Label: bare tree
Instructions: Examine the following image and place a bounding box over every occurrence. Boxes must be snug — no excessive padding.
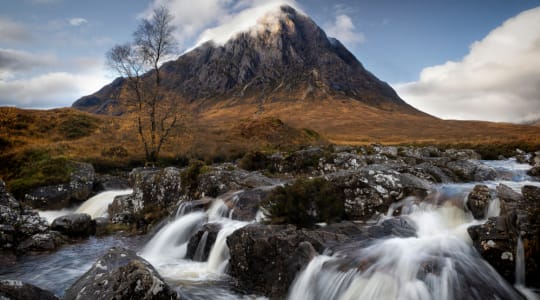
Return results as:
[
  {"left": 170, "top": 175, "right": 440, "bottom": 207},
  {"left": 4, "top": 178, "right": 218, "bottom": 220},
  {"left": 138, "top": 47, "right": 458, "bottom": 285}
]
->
[{"left": 107, "top": 6, "right": 178, "bottom": 164}]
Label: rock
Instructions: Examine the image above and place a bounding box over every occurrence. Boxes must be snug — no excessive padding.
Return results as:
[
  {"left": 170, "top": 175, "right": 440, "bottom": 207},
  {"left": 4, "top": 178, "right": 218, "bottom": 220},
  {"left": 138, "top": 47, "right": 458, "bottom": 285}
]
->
[
  {"left": 446, "top": 160, "right": 496, "bottom": 182},
  {"left": 64, "top": 247, "right": 179, "bottom": 300},
  {"left": 94, "top": 174, "right": 131, "bottom": 192},
  {"left": 325, "top": 167, "right": 431, "bottom": 220},
  {"left": 16, "top": 231, "right": 68, "bottom": 253},
  {"left": 186, "top": 223, "right": 222, "bottom": 261},
  {"left": 51, "top": 213, "right": 96, "bottom": 237},
  {"left": 496, "top": 184, "right": 522, "bottom": 203},
  {"left": 0, "top": 179, "right": 57, "bottom": 252},
  {"left": 527, "top": 166, "right": 540, "bottom": 177},
  {"left": 468, "top": 218, "right": 516, "bottom": 283},
  {"left": 318, "top": 152, "right": 366, "bottom": 174},
  {"left": 368, "top": 217, "right": 417, "bottom": 239},
  {"left": 225, "top": 189, "right": 271, "bottom": 221},
  {"left": 0, "top": 280, "right": 58, "bottom": 300},
  {"left": 227, "top": 224, "right": 347, "bottom": 298},
  {"left": 468, "top": 185, "right": 540, "bottom": 288},
  {"left": 24, "top": 162, "right": 95, "bottom": 210},
  {"left": 466, "top": 185, "right": 491, "bottom": 219},
  {"left": 443, "top": 149, "right": 481, "bottom": 160},
  {"left": 108, "top": 167, "right": 182, "bottom": 226},
  {"left": 196, "top": 168, "right": 276, "bottom": 198}
]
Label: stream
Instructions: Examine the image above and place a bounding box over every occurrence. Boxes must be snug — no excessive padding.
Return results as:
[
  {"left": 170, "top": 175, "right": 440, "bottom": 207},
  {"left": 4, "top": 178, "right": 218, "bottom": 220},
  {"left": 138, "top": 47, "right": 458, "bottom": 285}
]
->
[{"left": 0, "top": 159, "right": 539, "bottom": 299}]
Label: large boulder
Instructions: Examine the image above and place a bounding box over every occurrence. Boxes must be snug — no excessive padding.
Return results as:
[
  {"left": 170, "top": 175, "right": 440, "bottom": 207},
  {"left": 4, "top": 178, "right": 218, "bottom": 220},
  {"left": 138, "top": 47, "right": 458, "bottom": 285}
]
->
[
  {"left": 325, "top": 167, "right": 431, "bottom": 220},
  {"left": 466, "top": 185, "right": 491, "bottom": 219},
  {"left": 224, "top": 188, "right": 272, "bottom": 221},
  {"left": 186, "top": 223, "right": 222, "bottom": 261},
  {"left": 0, "top": 280, "right": 58, "bottom": 300},
  {"left": 64, "top": 247, "right": 179, "bottom": 300},
  {"left": 226, "top": 224, "right": 347, "bottom": 298},
  {"left": 51, "top": 213, "right": 96, "bottom": 237},
  {"left": 24, "top": 162, "right": 95, "bottom": 210},
  {"left": 108, "top": 167, "right": 182, "bottom": 226},
  {"left": 16, "top": 231, "right": 68, "bottom": 253},
  {"left": 527, "top": 165, "right": 540, "bottom": 177}
]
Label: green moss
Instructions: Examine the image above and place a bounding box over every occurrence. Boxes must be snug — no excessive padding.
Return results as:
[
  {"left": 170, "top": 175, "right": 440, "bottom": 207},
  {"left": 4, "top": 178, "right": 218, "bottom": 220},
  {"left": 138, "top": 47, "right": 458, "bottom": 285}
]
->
[
  {"left": 7, "top": 149, "right": 74, "bottom": 198},
  {"left": 261, "top": 178, "right": 345, "bottom": 228}
]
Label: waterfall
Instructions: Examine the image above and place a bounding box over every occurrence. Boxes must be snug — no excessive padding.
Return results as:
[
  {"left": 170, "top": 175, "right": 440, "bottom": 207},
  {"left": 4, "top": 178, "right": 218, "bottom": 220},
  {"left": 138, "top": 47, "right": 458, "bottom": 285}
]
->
[
  {"left": 288, "top": 202, "right": 522, "bottom": 300},
  {"left": 515, "top": 236, "right": 526, "bottom": 286},
  {"left": 193, "top": 231, "right": 209, "bottom": 261},
  {"left": 75, "top": 189, "right": 132, "bottom": 219},
  {"left": 38, "top": 189, "right": 132, "bottom": 223},
  {"left": 206, "top": 220, "right": 248, "bottom": 273},
  {"left": 140, "top": 212, "right": 207, "bottom": 265}
]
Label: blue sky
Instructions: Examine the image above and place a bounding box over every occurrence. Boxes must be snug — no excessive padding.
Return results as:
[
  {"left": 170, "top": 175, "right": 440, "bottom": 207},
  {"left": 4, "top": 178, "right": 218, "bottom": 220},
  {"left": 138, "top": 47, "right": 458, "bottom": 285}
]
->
[{"left": 1, "top": 0, "right": 540, "bottom": 122}]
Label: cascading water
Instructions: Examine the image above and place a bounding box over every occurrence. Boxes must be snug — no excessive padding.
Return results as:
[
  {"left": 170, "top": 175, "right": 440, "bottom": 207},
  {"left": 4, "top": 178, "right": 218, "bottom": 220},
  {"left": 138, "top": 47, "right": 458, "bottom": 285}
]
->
[
  {"left": 288, "top": 202, "right": 522, "bottom": 300},
  {"left": 37, "top": 189, "right": 132, "bottom": 223},
  {"left": 75, "top": 189, "right": 132, "bottom": 218}
]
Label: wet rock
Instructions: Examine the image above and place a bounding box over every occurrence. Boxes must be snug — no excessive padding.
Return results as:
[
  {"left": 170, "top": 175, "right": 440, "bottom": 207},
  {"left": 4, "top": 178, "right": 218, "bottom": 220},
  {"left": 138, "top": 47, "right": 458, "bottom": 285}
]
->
[
  {"left": 443, "top": 149, "right": 481, "bottom": 160},
  {"left": 64, "top": 247, "right": 179, "bottom": 300},
  {"left": 468, "top": 218, "right": 516, "bottom": 283},
  {"left": 225, "top": 189, "right": 272, "bottom": 221},
  {"left": 496, "top": 184, "right": 522, "bottom": 204},
  {"left": 0, "top": 280, "right": 58, "bottom": 300},
  {"left": 94, "top": 174, "right": 131, "bottom": 192},
  {"left": 51, "top": 213, "right": 96, "bottom": 237},
  {"left": 466, "top": 185, "right": 491, "bottom": 219},
  {"left": 227, "top": 224, "right": 348, "bottom": 298},
  {"left": 368, "top": 217, "right": 417, "bottom": 238},
  {"left": 24, "top": 162, "right": 95, "bottom": 210},
  {"left": 468, "top": 185, "right": 540, "bottom": 288},
  {"left": 186, "top": 223, "right": 222, "bottom": 261},
  {"left": 16, "top": 231, "right": 68, "bottom": 253},
  {"left": 527, "top": 165, "right": 540, "bottom": 177}
]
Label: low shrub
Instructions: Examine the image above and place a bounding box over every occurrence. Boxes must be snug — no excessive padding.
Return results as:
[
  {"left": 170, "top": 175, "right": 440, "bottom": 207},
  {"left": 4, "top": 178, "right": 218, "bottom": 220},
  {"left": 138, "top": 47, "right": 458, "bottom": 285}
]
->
[
  {"left": 58, "top": 114, "right": 98, "bottom": 140},
  {"left": 180, "top": 160, "right": 206, "bottom": 197},
  {"left": 238, "top": 151, "right": 269, "bottom": 171},
  {"left": 261, "top": 178, "right": 345, "bottom": 228}
]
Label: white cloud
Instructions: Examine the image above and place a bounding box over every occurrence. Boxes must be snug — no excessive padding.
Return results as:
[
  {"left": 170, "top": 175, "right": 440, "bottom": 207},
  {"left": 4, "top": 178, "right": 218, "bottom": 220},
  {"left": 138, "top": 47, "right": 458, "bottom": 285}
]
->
[
  {"left": 0, "top": 71, "right": 109, "bottom": 109},
  {"left": 0, "top": 17, "right": 33, "bottom": 44},
  {"left": 68, "top": 18, "right": 88, "bottom": 26},
  {"left": 324, "top": 14, "right": 365, "bottom": 45},
  {"left": 395, "top": 7, "right": 540, "bottom": 123},
  {"left": 141, "top": 0, "right": 298, "bottom": 49}
]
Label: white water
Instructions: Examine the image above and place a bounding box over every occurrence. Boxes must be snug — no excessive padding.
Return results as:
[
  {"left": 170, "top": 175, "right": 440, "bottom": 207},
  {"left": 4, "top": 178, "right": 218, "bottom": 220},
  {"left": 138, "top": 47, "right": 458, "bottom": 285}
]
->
[
  {"left": 37, "top": 189, "right": 132, "bottom": 223},
  {"left": 75, "top": 189, "right": 132, "bottom": 219},
  {"left": 139, "top": 195, "right": 251, "bottom": 295},
  {"left": 289, "top": 159, "right": 539, "bottom": 300}
]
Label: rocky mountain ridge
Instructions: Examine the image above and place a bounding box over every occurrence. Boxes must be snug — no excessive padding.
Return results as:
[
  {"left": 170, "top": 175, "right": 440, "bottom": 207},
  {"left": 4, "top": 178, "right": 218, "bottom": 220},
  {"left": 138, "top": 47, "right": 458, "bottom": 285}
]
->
[{"left": 73, "top": 5, "right": 423, "bottom": 116}]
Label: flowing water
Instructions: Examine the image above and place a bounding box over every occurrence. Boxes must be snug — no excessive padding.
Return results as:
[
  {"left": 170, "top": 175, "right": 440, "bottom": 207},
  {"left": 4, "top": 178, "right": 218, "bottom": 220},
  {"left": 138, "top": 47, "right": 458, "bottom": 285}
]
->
[
  {"left": 37, "top": 189, "right": 132, "bottom": 224},
  {"left": 1, "top": 160, "right": 539, "bottom": 299}
]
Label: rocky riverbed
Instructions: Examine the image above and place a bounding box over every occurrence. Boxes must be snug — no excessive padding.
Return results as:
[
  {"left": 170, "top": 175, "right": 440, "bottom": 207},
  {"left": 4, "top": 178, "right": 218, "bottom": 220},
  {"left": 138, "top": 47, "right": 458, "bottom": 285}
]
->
[{"left": 1, "top": 145, "right": 540, "bottom": 299}]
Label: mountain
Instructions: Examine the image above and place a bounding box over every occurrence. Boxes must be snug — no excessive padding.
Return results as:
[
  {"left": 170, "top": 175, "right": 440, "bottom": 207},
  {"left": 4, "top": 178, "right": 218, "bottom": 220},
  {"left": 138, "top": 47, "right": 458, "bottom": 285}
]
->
[{"left": 73, "top": 5, "right": 423, "bottom": 117}]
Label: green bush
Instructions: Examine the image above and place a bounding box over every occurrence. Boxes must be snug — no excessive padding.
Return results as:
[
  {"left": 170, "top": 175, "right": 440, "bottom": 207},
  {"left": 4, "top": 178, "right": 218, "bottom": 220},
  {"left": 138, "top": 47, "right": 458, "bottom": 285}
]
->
[{"left": 261, "top": 178, "right": 345, "bottom": 228}]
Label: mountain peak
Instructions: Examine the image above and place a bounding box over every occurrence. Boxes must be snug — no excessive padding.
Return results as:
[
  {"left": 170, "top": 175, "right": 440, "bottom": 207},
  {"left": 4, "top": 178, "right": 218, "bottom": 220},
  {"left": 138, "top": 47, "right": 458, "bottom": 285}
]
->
[{"left": 74, "top": 5, "right": 422, "bottom": 116}]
